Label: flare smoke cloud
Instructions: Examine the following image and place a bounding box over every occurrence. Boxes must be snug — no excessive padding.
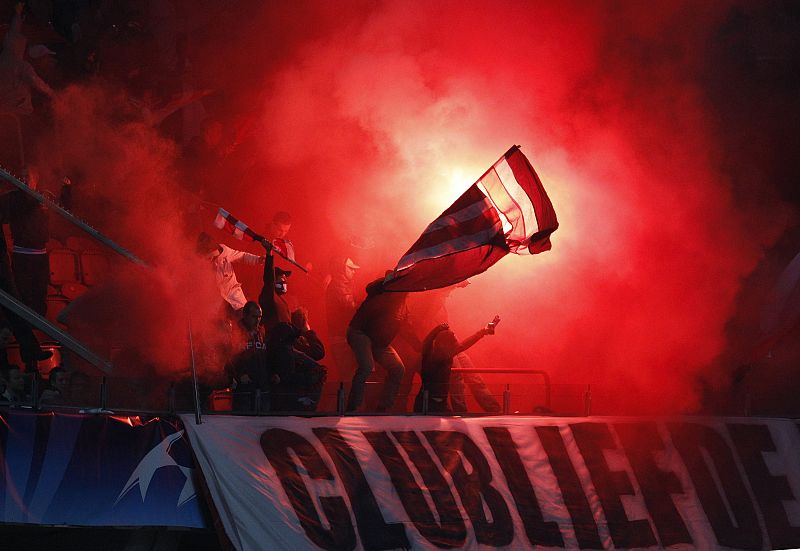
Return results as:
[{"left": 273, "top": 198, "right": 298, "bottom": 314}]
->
[{"left": 31, "top": 0, "right": 797, "bottom": 413}]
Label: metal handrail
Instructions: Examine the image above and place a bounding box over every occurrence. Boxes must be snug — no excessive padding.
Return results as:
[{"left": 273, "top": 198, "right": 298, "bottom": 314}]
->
[
  {"left": 0, "top": 165, "right": 149, "bottom": 267},
  {"left": 450, "top": 367, "right": 551, "bottom": 412},
  {"left": 0, "top": 288, "right": 112, "bottom": 373}
]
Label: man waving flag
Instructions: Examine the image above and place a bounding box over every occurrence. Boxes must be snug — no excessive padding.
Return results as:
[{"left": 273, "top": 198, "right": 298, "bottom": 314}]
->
[{"left": 383, "top": 145, "right": 558, "bottom": 292}]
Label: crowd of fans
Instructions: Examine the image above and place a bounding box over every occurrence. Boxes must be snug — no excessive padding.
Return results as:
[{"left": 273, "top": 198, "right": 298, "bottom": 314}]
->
[
  {"left": 205, "top": 222, "right": 502, "bottom": 414},
  {"left": 0, "top": 1, "right": 504, "bottom": 414}
]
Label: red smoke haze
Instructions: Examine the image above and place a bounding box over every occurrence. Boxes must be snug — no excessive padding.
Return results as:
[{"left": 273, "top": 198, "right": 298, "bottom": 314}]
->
[{"left": 32, "top": 1, "right": 794, "bottom": 413}]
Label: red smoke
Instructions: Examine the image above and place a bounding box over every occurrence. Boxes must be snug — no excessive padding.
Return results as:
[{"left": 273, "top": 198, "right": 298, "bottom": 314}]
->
[
  {"left": 31, "top": 1, "right": 794, "bottom": 413},
  {"left": 241, "top": 1, "right": 790, "bottom": 413}
]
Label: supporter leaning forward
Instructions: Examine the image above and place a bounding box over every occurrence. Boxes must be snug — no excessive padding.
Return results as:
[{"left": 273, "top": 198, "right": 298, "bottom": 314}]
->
[
  {"left": 346, "top": 272, "right": 408, "bottom": 413},
  {"left": 196, "top": 231, "right": 264, "bottom": 317}
]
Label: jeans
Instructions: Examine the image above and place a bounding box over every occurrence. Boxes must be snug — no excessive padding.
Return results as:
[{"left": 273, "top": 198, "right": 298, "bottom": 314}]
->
[
  {"left": 346, "top": 327, "right": 404, "bottom": 412},
  {"left": 449, "top": 352, "right": 501, "bottom": 413}
]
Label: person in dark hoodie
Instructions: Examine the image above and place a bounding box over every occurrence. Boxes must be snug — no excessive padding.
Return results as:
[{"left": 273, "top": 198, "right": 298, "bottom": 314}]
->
[
  {"left": 266, "top": 321, "right": 326, "bottom": 413},
  {"left": 346, "top": 272, "right": 408, "bottom": 412},
  {"left": 258, "top": 238, "right": 292, "bottom": 332},
  {"left": 290, "top": 307, "right": 325, "bottom": 362}
]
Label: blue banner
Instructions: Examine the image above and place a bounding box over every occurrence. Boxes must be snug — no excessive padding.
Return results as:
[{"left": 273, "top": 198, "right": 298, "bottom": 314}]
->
[{"left": 0, "top": 410, "right": 208, "bottom": 528}]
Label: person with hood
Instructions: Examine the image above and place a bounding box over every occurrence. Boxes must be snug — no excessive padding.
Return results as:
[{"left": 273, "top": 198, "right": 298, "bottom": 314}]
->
[
  {"left": 258, "top": 238, "right": 292, "bottom": 331},
  {"left": 228, "top": 300, "right": 274, "bottom": 412},
  {"left": 403, "top": 283, "right": 501, "bottom": 413},
  {"left": 346, "top": 273, "right": 408, "bottom": 412},
  {"left": 414, "top": 316, "right": 500, "bottom": 414},
  {"left": 265, "top": 321, "right": 326, "bottom": 413},
  {"left": 291, "top": 307, "right": 325, "bottom": 362}
]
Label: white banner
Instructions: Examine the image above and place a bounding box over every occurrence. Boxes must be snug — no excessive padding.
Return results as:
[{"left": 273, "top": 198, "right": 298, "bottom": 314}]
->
[{"left": 180, "top": 415, "right": 800, "bottom": 550}]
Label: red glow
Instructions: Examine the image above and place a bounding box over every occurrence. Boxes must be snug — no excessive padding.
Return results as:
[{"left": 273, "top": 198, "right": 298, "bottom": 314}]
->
[{"left": 28, "top": 1, "right": 794, "bottom": 414}]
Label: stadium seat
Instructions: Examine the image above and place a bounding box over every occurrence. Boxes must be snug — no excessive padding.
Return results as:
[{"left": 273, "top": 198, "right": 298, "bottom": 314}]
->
[
  {"left": 65, "top": 235, "right": 100, "bottom": 252},
  {"left": 46, "top": 238, "right": 64, "bottom": 250},
  {"left": 61, "top": 281, "right": 88, "bottom": 300},
  {"left": 49, "top": 248, "right": 79, "bottom": 284},
  {"left": 79, "top": 250, "right": 110, "bottom": 286}
]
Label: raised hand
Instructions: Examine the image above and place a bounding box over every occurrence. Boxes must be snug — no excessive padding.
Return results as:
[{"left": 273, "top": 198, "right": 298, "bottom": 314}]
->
[{"left": 485, "top": 315, "right": 500, "bottom": 335}]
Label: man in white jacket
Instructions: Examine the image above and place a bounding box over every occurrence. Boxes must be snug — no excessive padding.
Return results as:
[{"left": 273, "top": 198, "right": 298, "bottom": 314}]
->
[{"left": 197, "top": 232, "right": 263, "bottom": 313}]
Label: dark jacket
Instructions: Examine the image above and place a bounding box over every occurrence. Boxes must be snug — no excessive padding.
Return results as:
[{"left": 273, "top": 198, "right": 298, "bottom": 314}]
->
[
  {"left": 259, "top": 253, "right": 290, "bottom": 331},
  {"left": 349, "top": 277, "right": 408, "bottom": 347}
]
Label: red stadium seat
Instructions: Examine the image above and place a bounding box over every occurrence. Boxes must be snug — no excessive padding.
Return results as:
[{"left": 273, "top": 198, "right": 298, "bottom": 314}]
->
[
  {"left": 46, "top": 238, "right": 64, "bottom": 250},
  {"left": 65, "top": 235, "right": 99, "bottom": 252},
  {"left": 79, "top": 250, "right": 110, "bottom": 286},
  {"left": 48, "top": 248, "right": 79, "bottom": 284},
  {"left": 60, "top": 281, "right": 88, "bottom": 300}
]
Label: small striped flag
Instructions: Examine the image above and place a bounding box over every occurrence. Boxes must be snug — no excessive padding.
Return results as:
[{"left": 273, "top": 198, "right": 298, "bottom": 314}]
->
[
  {"left": 383, "top": 145, "right": 558, "bottom": 292},
  {"left": 213, "top": 208, "right": 261, "bottom": 241},
  {"left": 213, "top": 208, "right": 296, "bottom": 260}
]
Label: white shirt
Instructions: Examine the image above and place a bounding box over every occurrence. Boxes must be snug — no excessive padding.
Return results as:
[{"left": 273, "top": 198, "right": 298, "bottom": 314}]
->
[{"left": 211, "top": 244, "right": 262, "bottom": 310}]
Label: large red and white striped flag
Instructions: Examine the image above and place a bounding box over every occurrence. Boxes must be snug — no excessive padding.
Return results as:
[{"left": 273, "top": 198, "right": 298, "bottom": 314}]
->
[{"left": 383, "top": 146, "right": 558, "bottom": 292}]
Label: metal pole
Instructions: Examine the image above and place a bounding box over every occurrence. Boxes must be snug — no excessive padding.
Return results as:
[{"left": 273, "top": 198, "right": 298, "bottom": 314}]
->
[
  {"left": 503, "top": 384, "right": 511, "bottom": 415},
  {"left": 217, "top": 210, "right": 308, "bottom": 273},
  {"left": 337, "top": 383, "right": 345, "bottom": 415},
  {"left": 100, "top": 376, "right": 108, "bottom": 411},
  {"left": 187, "top": 315, "right": 202, "bottom": 425}
]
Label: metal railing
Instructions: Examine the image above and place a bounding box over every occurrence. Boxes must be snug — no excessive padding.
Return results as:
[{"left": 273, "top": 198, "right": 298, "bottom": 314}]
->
[
  {"left": 451, "top": 367, "right": 552, "bottom": 413},
  {"left": 2, "top": 374, "right": 597, "bottom": 418}
]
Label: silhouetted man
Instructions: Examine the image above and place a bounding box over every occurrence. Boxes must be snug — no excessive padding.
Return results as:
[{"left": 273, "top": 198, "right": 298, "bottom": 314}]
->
[{"left": 346, "top": 274, "right": 408, "bottom": 412}]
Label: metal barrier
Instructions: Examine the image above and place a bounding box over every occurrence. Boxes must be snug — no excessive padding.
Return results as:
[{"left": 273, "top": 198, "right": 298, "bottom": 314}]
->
[
  {"left": 0, "top": 288, "right": 113, "bottom": 372},
  {"left": 451, "top": 367, "right": 552, "bottom": 413},
  {"left": 1, "top": 351, "right": 597, "bottom": 418}
]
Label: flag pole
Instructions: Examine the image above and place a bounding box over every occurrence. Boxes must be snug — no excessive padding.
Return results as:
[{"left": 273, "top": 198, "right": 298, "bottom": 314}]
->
[
  {"left": 215, "top": 207, "right": 309, "bottom": 273},
  {"left": 263, "top": 240, "right": 309, "bottom": 274}
]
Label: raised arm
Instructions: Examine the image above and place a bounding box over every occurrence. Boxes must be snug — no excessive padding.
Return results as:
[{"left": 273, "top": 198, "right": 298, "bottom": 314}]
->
[
  {"left": 456, "top": 315, "right": 500, "bottom": 354},
  {"left": 258, "top": 241, "right": 276, "bottom": 320},
  {"left": 228, "top": 247, "right": 264, "bottom": 265}
]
